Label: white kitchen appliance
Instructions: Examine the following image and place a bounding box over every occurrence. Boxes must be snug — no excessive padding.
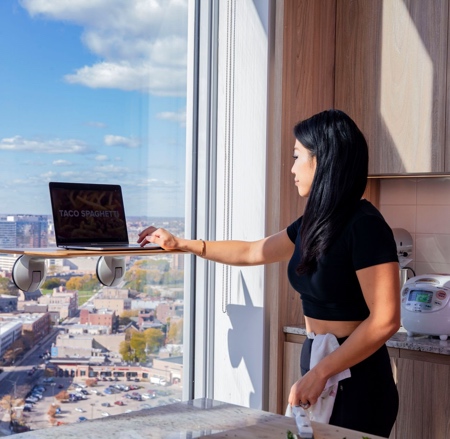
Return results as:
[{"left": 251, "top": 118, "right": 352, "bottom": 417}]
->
[{"left": 401, "top": 274, "right": 450, "bottom": 340}]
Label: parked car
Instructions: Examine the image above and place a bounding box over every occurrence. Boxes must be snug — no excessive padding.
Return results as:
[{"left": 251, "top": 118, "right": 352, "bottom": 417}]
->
[
  {"left": 101, "top": 402, "right": 110, "bottom": 407},
  {"left": 75, "top": 407, "right": 85, "bottom": 413},
  {"left": 101, "top": 412, "right": 110, "bottom": 417},
  {"left": 114, "top": 400, "right": 125, "bottom": 406},
  {"left": 78, "top": 416, "right": 88, "bottom": 422}
]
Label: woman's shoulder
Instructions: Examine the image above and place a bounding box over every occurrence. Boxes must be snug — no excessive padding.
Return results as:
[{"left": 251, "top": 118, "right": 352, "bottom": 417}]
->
[
  {"left": 350, "top": 199, "right": 385, "bottom": 223},
  {"left": 347, "top": 199, "right": 393, "bottom": 238}
]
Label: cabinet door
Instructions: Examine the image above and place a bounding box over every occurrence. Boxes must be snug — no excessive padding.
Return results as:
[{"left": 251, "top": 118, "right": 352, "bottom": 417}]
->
[
  {"left": 396, "top": 356, "right": 450, "bottom": 439},
  {"left": 283, "top": 341, "right": 303, "bottom": 407},
  {"left": 335, "top": 0, "right": 448, "bottom": 175}
]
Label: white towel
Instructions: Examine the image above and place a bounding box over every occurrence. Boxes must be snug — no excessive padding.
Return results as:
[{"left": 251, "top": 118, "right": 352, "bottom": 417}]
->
[
  {"left": 307, "top": 333, "right": 351, "bottom": 423},
  {"left": 285, "top": 333, "right": 351, "bottom": 425}
]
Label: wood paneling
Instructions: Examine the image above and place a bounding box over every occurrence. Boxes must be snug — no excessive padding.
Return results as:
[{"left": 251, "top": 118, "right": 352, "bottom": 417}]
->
[
  {"left": 396, "top": 356, "right": 450, "bottom": 439},
  {"left": 283, "top": 341, "right": 303, "bottom": 408},
  {"left": 266, "top": 0, "right": 336, "bottom": 413},
  {"left": 335, "top": 0, "right": 448, "bottom": 174}
]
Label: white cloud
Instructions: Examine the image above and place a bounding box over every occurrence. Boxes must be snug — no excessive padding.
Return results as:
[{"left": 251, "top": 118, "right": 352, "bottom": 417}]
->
[
  {"left": 104, "top": 135, "right": 141, "bottom": 148},
  {"left": 52, "top": 159, "right": 72, "bottom": 166},
  {"left": 86, "top": 121, "right": 107, "bottom": 129},
  {"left": 0, "top": 136, "right": 90, "bottom": 154},
  {"left": 95, "top": 155, "right": 109, "bottom": 161},
  {"left": 157, "top": 109, "right": 186, "bottom": 126},
  {"left": 20, "top": 0, "right": 188, "bottom": 96}
]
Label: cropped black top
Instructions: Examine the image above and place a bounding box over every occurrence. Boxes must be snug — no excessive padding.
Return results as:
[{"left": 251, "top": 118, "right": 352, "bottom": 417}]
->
[{"left": 286, "top": 200, "right": 398, "bottom": 321}]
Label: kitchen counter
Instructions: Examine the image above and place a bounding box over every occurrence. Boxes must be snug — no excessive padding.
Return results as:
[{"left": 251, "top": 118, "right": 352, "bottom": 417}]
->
[
  {"left": 14, "top": 398, "right": 385, "bottom": 439},
  {"left": 284, "top": 326, "right": 450, "bottom": 355}
]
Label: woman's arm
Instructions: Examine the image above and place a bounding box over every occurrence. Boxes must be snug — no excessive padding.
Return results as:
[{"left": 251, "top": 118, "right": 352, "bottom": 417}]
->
[
  {"left": 137, "top": 226, "right": 295, "bottom": 266},
  {"left": 288, "top": 261, "right": 400, "bottom": 407}
]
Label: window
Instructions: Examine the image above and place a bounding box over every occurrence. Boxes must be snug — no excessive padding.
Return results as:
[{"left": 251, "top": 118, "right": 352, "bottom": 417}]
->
[{"left": 0, "top": 0, "right": 189, "bottom": 428}]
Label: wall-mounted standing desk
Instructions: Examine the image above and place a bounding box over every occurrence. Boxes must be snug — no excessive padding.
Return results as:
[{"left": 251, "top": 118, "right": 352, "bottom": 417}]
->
[{"left": 0, "top": 247, "right": 185, "bottom": 292}]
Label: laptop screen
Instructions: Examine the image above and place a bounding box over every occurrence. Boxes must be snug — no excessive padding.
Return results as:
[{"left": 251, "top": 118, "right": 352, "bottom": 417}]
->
[{"left": 49, "top": 182, "right": 130, "bottom": 246}]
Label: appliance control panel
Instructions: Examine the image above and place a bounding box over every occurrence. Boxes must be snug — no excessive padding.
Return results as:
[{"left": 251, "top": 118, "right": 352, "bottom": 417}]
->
[{"left": 402, "top": 283, "right": 450, "bottom": 312}]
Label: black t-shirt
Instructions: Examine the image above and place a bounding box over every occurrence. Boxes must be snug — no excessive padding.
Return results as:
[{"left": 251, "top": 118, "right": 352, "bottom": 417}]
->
[{"left": 286, "top": 199, "right": 398, "bottom": 321}]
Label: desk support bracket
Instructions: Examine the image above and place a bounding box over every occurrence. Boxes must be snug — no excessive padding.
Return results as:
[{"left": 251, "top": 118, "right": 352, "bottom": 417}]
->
[
  {"left": 96, "top": 256, "right": 126, "bottom": 287},
  {"left": 12, "top": 255, "right": 47, "bottom": 292},
  {"left": 11, "top": 254, "right": 127, "bottom": 292}
]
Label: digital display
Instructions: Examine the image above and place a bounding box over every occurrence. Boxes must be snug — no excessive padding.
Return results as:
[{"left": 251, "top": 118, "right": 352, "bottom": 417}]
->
[{"left": 408, "top": 289, "right": 432, "bottom": 304}]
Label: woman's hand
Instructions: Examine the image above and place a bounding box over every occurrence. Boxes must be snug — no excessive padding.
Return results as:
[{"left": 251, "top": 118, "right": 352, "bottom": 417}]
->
[
  {"left": 288, "top": 368, "right": 327, "bottom": 408},
  {"left": 137, "top": 226, "right": 179, "bottom": 250}
]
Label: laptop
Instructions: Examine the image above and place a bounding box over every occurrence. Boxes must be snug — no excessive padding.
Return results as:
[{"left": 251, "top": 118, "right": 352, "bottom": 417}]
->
[{"left": 49, "top": 182, "right": 160, "bottom": 251}]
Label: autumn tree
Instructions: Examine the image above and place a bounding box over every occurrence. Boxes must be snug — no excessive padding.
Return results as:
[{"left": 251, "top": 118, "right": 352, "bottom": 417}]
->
[
  {"left": 85, "top": 378, "right": 97, "bottom": 387},
  {"left": 144, "top": 328, "right": 164, "bottom": 353},
  {"left": 167, "top": 319, "right": 183, "bottom": 344},
  {"left": 119, "top": 309, "right": 139, "bottom": 326},
  {"left": 66, "top": 274, "right": 100, "bottom": 291},
  {"left": 0, "top": 395, "right": 24, "bottom": 423},
  {"left": 119, "top": 340, "right": 133, "bottom": 362},
  {"left": 54, "top": 391, "right": 69, "bottom": 402},
  {"left": 41, "top": 277, "right": 62, "bottom": 290}
]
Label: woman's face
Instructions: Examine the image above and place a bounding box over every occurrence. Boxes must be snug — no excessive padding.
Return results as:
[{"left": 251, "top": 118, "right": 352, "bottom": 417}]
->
[{"left": 291, "top": 140, "right": 316, "bottom": 197}]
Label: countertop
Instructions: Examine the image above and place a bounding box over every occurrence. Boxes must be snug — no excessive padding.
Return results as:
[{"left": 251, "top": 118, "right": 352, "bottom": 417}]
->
[
  {"left": 14, "top": 398, "right": 385, "bottom": 439},
  {"left": 284, "top": 326, "right": 450, "bottom": 355}
]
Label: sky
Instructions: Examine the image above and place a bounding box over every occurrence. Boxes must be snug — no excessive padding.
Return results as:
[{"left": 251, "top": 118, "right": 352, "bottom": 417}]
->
[{"left": 0, "top": 0, "right": 188, "bottom": 217}]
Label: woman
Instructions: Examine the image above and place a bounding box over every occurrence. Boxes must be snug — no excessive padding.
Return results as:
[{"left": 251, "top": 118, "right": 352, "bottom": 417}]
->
[{"left": 138, "top": 109, "right": 400, "bottom": 437}]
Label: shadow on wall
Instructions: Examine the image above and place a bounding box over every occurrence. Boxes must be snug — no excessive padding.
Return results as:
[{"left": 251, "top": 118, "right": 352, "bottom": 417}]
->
[{"left": 227, "top": 273, "right": 263, "bottom": 408}]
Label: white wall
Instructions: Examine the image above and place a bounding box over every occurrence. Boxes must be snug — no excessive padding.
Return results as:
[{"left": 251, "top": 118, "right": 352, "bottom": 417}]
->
[{"left": 212, "top": 0, "right": 269, "bottom": 409}]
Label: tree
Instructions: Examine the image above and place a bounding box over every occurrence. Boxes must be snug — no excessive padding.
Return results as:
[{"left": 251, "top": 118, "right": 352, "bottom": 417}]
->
[
  {"left": 129, "top": 332, "right": 146, "bottom": 362},
  {"left": 167, "top": 319, "right": 183, "bottom": 344},
  {"left": 0, "top": 395, "right": 24, "bottom": 424},
  {"left": 119, "top": 310, "right": 139, "bottom": 326},
  {"left": 144, "top": 328, "right": 164, "bottom": 353},
  {"left": 54, "top": 391, "right": 69, "bottom": 402},
  {"left": 119, "top": 340, "right": 133, "bottom": 362},
  {"left": 41, "top": 277, "right": 61, "bottom": 290},
  {"left": 85, "top": 378, "right": 97, "bottom": 387}
]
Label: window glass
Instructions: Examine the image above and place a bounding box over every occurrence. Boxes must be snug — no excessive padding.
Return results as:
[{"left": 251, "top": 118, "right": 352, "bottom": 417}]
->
[{"left": 0, "top": 0, "right": 188, "bottom": 429}]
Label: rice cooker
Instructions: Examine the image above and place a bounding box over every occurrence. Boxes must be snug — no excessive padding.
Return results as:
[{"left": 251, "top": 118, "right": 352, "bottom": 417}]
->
[{"left": 401, "top": 274, "right": 450, "bottom": 340}]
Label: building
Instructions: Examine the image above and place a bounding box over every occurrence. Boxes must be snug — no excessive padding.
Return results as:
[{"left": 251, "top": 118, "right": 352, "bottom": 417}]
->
[
  {"left": 0, "top": 215, "right": 48, "bottom": 249},
  {"left": 38, "top": 287, "right": 78, "bottom": 320},
  {"left": 93, "top": 297, "right": 131, "bottom": 315},
  {"left": 0, "top": 319, "right": 22, "bottom": 359},
  {"left": 137, "top": 308, "right": 156, "bottom": 329},
  {"left": 79, "top": 308, "right": 117, "bottom": 333},
  {"left": 0, "top": 294, "right": 18, "bottom": 312},
  {"left": 21, "top": 312, "right": 51, "bottom": 345},
  {"left": 101, "top": 288, "right": 130, "bottom": 299},
  {"left": 0, "top": 312, "right": 51, "bottom": 357},
  {"left": 171, "top": 253, "right": 184, "bottom": 271},
  {"left": 155, "top": 301, "right": 183, "bottom": 323}
]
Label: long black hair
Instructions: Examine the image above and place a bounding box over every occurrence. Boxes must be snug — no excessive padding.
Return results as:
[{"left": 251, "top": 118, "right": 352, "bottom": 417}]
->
[{"left": 294, "top": 109, "right": 368, "bottom": 275}]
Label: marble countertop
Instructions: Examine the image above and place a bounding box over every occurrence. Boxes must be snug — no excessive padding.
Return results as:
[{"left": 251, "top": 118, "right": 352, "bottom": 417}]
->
[
  {"left": 14, "top": 398, "right": 385, "bottom": 439},
  {"left": 284, "top": 326, "right": 450, "bottom": 355}
]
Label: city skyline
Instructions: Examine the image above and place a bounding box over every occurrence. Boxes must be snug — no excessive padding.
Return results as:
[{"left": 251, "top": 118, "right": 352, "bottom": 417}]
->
[{"left": 0, "top": 0, "right": 188, "bottom": 218}]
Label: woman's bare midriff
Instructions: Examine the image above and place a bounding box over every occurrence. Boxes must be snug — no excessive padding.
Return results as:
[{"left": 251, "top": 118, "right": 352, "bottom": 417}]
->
[{"left": 305, "top": 316, "right": 362, "bottom": 338}]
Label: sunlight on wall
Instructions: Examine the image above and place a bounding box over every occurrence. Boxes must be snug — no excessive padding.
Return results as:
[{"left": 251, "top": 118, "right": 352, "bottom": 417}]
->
[{"left": 381, "top": 0, "right": 433, "bottom": 171}]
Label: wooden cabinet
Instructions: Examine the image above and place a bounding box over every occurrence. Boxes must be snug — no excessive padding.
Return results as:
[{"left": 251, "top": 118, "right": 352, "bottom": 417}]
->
[
  {"left": 394, "top": 351, "right": 450, "bottom": 439},
  {"left": 283, "top": 333, "right": 450, "bottom": 439},
  {"left": 334, "top": 0, "right": 449, "bottom": 175}
]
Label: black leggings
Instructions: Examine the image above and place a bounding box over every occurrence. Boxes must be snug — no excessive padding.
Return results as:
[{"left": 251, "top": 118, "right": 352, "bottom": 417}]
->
[{"left": 300, "top": 337, "right": 398, "bottom": 438}]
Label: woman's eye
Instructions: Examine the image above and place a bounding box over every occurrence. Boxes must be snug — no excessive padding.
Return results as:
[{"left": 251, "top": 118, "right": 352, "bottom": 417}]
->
[{"left": 292, "top": 155, "right": 298, "bottom": 160}]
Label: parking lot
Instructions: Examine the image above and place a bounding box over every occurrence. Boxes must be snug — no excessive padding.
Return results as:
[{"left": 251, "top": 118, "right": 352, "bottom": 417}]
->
[{"left": 21, "top": 376, "right": 182, "bottom": 431}]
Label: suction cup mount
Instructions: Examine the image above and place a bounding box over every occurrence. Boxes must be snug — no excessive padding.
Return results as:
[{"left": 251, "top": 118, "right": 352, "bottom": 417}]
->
[
  {"left": 12, "top": 255, "right": 47, "bottom": 292},
  {"left": 96, "top": 256, "right": 126, "bottom": 287}
]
